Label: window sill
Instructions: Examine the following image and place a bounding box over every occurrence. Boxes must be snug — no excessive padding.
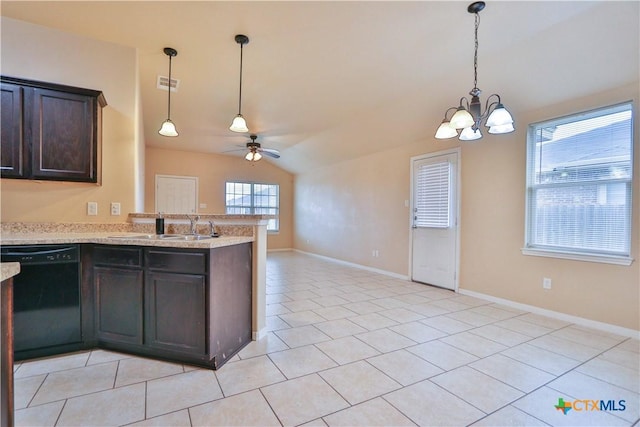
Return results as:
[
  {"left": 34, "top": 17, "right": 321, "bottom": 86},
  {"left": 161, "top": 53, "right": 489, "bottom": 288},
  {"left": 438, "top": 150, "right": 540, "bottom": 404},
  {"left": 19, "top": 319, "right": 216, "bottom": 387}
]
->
[{"left": 521, "top": 248, "right": 634, "bottom": 266}]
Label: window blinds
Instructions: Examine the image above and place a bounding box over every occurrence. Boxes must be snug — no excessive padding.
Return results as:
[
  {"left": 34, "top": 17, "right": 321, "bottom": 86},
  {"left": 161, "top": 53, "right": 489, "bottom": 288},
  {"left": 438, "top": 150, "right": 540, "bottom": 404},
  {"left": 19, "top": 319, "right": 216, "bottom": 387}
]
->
[
  {"left": 415, "top": 161, "right": 451, "bottom": 228},
  {"left": 526, "top": 102, "right": 633, "bottom": 256}
]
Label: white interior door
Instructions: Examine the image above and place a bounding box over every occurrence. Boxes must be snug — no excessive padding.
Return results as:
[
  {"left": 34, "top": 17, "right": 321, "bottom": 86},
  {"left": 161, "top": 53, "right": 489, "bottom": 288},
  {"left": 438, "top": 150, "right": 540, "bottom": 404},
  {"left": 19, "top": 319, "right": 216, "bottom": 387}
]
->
[
  {"left": 411, "top": 150, "right": 459, "bottom": 290},
  {"left": 155, "top": 174, "right": 198, "bottom": 214}
]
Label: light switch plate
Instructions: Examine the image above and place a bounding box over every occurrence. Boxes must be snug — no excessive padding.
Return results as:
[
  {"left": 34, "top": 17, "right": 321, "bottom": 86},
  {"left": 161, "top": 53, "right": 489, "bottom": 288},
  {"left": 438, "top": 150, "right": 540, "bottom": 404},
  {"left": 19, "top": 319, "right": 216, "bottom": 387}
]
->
[
  {"left": 87, "top": 201, "right": 98, "bottom": 216},
  {"left": 110, "top": 202, "right": 121, "bottom": 216}
]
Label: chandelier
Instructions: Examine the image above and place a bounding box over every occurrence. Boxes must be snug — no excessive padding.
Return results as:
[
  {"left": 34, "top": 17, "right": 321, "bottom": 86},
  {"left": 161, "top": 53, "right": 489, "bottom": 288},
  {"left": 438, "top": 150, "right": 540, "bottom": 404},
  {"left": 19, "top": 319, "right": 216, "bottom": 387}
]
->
[{"left": 435, "top": 1, "right": 514, "bottom": 141}]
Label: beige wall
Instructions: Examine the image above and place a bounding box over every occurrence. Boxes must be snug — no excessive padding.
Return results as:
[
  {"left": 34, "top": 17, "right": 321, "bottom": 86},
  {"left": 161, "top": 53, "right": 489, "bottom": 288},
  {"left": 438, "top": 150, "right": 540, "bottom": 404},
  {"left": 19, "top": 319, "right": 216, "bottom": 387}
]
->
[
  {"left": 0, "top": 17, "right": 141, "bottom": 223},
  {"left": 145, "top": 147, "right": 293, "bottom": 250},
  {"left": 295, "top": 82, "right": 639, "bottom": 331}
]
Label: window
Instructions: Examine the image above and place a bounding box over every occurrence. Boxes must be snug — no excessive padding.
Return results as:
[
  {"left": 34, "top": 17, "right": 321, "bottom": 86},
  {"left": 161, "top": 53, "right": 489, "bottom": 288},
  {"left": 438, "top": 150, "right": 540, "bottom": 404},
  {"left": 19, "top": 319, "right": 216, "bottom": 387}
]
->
[
  {"left": 414, "top": 160, "right": 451, "bottom": 228},
  {"left": 225, "top": 182, "right": 279, "bottom": 231},
  {"left": 524, "top": 102, "right": 633, "bottom": 264}
]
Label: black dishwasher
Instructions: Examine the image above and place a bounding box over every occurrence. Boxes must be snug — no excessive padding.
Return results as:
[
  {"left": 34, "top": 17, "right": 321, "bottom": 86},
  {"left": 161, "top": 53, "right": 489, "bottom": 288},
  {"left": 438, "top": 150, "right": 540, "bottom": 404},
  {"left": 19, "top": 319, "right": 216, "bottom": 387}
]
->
[{"left": 1, "top": 245, "right": 82, "bottom": 360}]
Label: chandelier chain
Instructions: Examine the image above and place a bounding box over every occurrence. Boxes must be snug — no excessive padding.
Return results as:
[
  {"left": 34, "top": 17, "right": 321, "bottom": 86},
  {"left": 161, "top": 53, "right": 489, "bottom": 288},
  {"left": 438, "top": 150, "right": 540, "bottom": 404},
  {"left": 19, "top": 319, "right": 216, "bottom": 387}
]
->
[{"left": 473, "top": 11, "right": 479, "bottom": 90}]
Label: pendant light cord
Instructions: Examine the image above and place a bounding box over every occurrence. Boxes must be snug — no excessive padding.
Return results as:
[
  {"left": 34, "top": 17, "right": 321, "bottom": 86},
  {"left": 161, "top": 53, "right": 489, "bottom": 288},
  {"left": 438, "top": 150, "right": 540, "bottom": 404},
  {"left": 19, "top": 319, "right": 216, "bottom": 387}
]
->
[
  {"left": 238, "top": 43, "right": 244, "bottom": 115},
  {"left": 167, "top": 54, "right": 172, "bottom": 119}
]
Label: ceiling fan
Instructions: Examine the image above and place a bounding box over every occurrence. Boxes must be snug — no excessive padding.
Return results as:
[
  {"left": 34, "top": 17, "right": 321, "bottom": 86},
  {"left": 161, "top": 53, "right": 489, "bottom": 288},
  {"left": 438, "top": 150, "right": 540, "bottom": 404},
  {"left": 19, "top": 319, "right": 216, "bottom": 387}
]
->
[{"left": 236, "top": 134, "right": 280, "bottom": 162}]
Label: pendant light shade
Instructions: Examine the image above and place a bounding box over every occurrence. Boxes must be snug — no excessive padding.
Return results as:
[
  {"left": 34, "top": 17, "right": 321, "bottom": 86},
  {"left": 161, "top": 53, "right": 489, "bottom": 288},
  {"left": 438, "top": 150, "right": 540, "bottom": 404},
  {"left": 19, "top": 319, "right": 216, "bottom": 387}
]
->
[
  {"left": 158, "top": 47, "right": 179, "bottom": 137},
  {"left": 158, "top": 119, "right": 178, "bottom": 137},
  {"left": 230, "top": 114, "right": 249, "bottom": 133},
  {"left": 435, "top": 2, "right": 514, "bottom": 141},
  {"left": 230, "top": 34, "right": 250, "bottom": 133}
]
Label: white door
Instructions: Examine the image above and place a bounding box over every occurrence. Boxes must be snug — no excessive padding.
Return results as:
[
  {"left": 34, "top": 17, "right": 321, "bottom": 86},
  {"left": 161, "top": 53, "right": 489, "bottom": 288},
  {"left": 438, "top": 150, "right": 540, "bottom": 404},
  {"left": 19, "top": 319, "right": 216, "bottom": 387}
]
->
[
  {"left": 155, "top": 175, "right": 198, "bottom": 214},
  {"left": 410, "top": 150, "right": 459, "bottom": 290}
]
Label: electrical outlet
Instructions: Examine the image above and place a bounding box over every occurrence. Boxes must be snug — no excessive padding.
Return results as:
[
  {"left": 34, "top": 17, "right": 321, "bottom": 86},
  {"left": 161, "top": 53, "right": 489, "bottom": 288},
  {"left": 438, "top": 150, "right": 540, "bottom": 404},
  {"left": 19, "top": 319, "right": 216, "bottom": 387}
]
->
[
  {"left": 543, "top": 277, "right": 552, "bottom": 290},
  {"left": 87, "top": 202, "right": 98, "bottom": 216},
  {"left": 110, "top": 202, "right": 121, "bottom": 216}
]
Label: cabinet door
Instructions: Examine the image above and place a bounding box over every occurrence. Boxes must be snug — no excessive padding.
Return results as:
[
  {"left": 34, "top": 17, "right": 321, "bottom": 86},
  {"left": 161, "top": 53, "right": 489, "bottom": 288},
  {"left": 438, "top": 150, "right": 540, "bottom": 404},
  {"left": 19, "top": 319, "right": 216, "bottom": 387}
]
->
[
  {"left": 0, "top": 82, "right": 26, "bottom": 178},
  {"left": 30, "top": 88, "right": 97, "bottom": 182},
  {"left": 145, "top": 272, "right": 206, "bottom": 355},
  {"left": 95, "top": 266, "right": 143, "bottom": 345}
]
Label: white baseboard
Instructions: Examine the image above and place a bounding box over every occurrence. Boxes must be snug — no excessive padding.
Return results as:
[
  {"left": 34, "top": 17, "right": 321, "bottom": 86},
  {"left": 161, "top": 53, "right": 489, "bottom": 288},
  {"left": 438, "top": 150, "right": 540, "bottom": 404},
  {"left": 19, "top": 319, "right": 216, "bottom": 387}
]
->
[
  {"left": 292, "top": 249, "right": 410, "bottom": 281},
  {"left": 267, "top": 247, "right": 294, "bottom": 253},
  {"left": 459, "top": 288, "right": 640, "bottom": 339},
  {"left": 273, "top": 249, "right": 638, "bottom": 339},
  {"left": 252, "top": 327, "right": 268, "bottom": 341}
]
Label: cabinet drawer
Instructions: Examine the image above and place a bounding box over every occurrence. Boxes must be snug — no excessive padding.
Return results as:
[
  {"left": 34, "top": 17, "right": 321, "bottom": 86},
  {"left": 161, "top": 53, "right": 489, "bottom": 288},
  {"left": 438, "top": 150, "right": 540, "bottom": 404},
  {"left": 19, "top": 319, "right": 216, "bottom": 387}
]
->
[
  {"left": 146, "top": 249, "right": 207, "bottom": 274},
  {"left": 93, "top": 246, "right": 143, "bottom": 267}
]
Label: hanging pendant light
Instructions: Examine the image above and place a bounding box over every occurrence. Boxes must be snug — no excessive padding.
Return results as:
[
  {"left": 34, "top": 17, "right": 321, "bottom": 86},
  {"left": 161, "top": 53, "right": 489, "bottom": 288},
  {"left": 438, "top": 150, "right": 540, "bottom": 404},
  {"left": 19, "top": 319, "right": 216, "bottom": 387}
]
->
[
  {"left": 435, "top": 1, "right": 514, "bottom": 141},
  {"left": 230, "top": 34, "right": 250, "bottom": 133},
  {"left": 158, "top": 47, "right": 179, "bottom": 137}
]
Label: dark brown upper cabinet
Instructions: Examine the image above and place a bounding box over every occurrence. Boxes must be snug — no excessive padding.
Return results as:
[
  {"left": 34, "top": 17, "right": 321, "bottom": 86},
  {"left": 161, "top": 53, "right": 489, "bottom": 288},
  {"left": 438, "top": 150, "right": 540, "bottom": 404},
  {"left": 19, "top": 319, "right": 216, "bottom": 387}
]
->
[{"left": 1, "top": 76, "right": 107, "bottom": 183}]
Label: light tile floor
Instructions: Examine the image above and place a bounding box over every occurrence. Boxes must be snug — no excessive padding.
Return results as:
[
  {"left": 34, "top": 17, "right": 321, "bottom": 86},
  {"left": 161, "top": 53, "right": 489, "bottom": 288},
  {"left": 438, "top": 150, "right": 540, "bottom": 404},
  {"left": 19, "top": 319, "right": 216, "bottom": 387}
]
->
[{"left": 13, "top": 251, "right": 640, "bottom": 426}]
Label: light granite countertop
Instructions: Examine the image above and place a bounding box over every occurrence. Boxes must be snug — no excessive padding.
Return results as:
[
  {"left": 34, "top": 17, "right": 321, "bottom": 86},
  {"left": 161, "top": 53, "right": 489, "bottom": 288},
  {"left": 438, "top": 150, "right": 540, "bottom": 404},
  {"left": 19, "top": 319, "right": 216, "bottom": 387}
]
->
[
  {"left": 0, "top": 232, "right": 253, "bottom": 249},
  {"left": 1, "top": 262, "right": 20, "bottom": 281}
]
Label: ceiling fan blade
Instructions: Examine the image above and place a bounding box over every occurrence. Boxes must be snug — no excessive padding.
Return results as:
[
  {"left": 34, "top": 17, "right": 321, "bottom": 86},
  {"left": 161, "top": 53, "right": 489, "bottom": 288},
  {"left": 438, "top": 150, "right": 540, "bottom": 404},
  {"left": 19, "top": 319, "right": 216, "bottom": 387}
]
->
[
  {"left": 259, "top": 149, "right": 280, "bottom": 159},
  {"left": 221, "top": 147, "right": 247, "bottom": 153}
]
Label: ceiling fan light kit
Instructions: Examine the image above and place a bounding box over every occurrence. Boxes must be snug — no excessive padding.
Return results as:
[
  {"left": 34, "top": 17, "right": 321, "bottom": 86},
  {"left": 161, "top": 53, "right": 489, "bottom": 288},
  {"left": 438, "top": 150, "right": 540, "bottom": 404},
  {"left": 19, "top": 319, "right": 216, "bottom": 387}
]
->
[
  {"left": 241, "top": 134, "right": 280, "bottom": 162},
  {"left": 435, "top": 1, "right": 514, "bottom": 141},
  {"left": 158, "top": 47, "right": 179, "bottom": 137},
  {"left": 230, "top": 34, "right": 250, "bottom": 133}
]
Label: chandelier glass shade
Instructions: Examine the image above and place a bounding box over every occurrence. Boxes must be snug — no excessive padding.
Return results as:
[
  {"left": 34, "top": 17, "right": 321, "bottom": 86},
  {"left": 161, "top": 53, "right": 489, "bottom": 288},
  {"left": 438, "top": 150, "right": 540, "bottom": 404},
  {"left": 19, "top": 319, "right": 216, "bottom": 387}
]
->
[
  {"left": 230, "top": 35, "right": 250, "bottom": 133},
  {"left": 435, "top": 1, "right": 514, "bottom": 141},
  {"left": 158, "top": 47, "right": 179, "bottom": 137}
]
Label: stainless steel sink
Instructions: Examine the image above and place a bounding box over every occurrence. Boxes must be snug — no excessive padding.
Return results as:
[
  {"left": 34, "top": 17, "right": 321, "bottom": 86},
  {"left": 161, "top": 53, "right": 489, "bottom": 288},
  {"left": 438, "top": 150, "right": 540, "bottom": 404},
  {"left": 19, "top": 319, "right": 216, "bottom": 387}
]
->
[
  {"left": 107, "top": 234, "right": 155, "bottom": 240},
  {"left": 182, "top": 234, "right": 216, "bottom": 240},
  {"left": 107, "top": 233, "right": 217, "bottom": 241},
  {"left": 157, "top": 234, "right": 186, "bottom": 240},
  {"left": 107, "top": 234, "right": 182, "bottom": 240}
]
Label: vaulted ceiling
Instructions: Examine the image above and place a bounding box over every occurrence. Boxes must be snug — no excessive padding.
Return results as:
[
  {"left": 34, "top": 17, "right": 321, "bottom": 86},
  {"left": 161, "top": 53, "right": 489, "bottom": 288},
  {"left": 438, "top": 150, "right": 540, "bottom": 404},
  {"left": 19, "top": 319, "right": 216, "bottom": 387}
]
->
[{"left": 2, "top": 1, "right": 638, "bottom": 174}]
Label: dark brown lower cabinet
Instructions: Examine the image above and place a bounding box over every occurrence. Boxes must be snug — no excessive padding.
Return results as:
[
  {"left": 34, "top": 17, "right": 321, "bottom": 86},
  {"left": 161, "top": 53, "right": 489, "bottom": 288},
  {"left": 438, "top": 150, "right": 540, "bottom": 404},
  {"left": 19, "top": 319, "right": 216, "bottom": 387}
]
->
[
  {"left": 91, "top": 243, "right": 251, "bottom": 369},
  {"left": 95, "top": 266, "right": 143, "bottom": 345},
  {"left": 209, "top": 243, "right": 252, "bottom": 368},
  {"left": 145, "top": 271, "right": 206, "bottom": 355}
]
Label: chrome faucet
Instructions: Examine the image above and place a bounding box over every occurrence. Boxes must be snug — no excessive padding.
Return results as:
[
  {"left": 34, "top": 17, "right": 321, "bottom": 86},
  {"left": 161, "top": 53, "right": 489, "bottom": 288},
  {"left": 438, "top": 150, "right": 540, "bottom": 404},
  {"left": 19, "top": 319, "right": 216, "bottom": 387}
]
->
[
  {"left": 208, "top": 221, "right": 215, "bottom": 236},
  {"left": 186, "top": 214, "right": 200, "bottom": 235}
]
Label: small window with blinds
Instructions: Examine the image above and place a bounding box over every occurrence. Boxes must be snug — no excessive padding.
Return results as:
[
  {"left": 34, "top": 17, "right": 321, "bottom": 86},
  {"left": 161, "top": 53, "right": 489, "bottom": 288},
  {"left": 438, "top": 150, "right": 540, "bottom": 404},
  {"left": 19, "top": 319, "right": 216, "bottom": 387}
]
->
[
  {"left": 415, "top": 161, "right": 451, "bottom": 228},
  {"left": 225, "top": 181, "right": 280, "bottom": 231},
  {"left": 524, "top": 102, "right": 633, "bottom": 263}
]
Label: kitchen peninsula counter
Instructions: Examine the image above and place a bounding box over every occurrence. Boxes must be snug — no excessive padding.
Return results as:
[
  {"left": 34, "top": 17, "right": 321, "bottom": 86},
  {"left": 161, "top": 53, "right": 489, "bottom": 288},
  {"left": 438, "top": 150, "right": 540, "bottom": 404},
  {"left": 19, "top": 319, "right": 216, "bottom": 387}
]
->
[
  {"left": 0, "top": 232, "right": 253, "bottom": 248},
  {"left": 1, "top": 263, "right": 20, "bottom": 282},
  {"left": 0, "top": 214, "right": 270, "bottom": 369}
]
